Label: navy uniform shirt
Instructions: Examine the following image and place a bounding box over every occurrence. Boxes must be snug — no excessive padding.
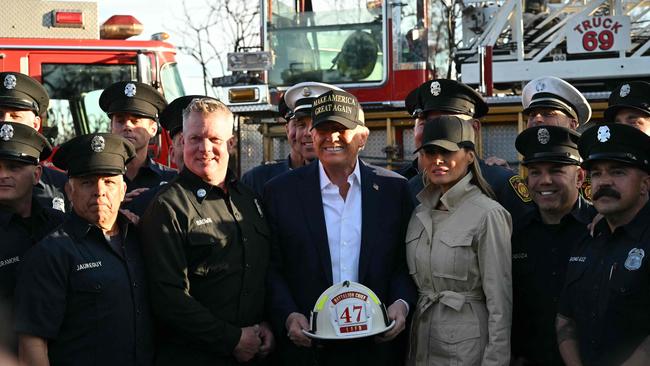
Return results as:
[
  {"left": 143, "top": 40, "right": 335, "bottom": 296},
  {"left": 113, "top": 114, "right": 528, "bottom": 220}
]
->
[
  {"left": 0, "top": 200, "right": 64, "bottom": 351},
  {"left": 559, "top": 201, "right": 650, "bottom": 366},
  {"left": 511, "top": 197, "right": 596, "bottom": 365},
  {"left": 125, "top": 157, "right": 177, "bottom": 192},
  {"left": 408, "top": 160, "right": 534, "bottom": 219},
  {"left": 14, "top": 212, "right": 153, "bottom": 366},
  {"left": 34, "top": 166, "right": 68, "bottom": 212},
  {"left": 139, "top": 168, "right": 270, "bottom": 365},
  {"left": 240, "top": 156, "right": 292, "bottom": 197}
]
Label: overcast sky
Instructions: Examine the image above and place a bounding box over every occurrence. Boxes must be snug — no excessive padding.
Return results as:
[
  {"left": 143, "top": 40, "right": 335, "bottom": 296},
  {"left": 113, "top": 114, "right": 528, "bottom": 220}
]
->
[{"left": 96, "top": 0, "right": 208, "bottom": 94}]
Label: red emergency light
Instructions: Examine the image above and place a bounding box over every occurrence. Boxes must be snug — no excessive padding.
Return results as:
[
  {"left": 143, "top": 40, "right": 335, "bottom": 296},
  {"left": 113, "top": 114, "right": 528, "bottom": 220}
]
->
[
  {"left": 100, "top": 15, "right": 144, "bottom": 40},
  {"left": 52, "top": 10, "right": 84, "bottom": 28}
]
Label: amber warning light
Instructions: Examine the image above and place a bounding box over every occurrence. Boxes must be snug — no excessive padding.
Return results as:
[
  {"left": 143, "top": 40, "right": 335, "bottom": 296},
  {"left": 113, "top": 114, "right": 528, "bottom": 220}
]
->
[
  {"left": 52, "top": 10, "right": 84, "bottom": 28},
  {"left": 100, "top": 15, "right": 144, "bottom": 40}
]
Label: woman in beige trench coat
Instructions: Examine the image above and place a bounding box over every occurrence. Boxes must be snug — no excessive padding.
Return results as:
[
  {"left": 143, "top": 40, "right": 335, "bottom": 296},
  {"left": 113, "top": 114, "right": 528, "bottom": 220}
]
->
[{"left": 405, "top": 116, "right": 512, "bottom": 366}]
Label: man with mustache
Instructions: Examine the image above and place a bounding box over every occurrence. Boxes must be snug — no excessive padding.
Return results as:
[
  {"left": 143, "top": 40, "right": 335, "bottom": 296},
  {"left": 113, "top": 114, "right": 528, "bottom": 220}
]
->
[
  {"left": 511, "top": 126, "right": 596, "bottom": 365},
  {"left": 99, "top": 81, "right": 176, "bottom": 195},
  {"left": 14, "top": 133, "right": 154, "bottom": 366},
  {"left": 556, "top": 123, "right": 650, "bottom": 366},
  {"left": 241, "top": 82, "right": 341, "bottom": 197}
]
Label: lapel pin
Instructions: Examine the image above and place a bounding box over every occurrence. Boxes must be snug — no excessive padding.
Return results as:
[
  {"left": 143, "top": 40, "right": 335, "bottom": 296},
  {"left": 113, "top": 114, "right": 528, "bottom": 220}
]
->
[{"left": 373, "top": 183, "right": 379, "bottom": 191}]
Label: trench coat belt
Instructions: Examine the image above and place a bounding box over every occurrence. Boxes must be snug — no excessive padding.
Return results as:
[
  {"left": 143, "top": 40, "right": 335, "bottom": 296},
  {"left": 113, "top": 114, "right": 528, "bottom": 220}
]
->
[{"left": 417, "top": 289, "right": 485, "bottom": 313}]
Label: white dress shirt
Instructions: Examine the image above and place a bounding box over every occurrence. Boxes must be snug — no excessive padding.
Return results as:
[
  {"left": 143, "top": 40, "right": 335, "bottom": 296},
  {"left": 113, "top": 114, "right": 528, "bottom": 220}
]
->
[{"left": 319, "top": 161, "right": 362, "bottom": 284}]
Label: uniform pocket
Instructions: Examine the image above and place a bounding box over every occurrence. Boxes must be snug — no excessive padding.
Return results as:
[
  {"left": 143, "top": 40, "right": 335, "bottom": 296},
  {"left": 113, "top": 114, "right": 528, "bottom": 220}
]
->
[
  {"left": 187, "top": 233, "right": 228, "bottom": 276},
  {"left": 405, "top": 228, "right": 424, "bottom": 276},
  {"left": 431, "top": 322, "right": 483, "bottom": 365},
  {"left": 432, "top": 230, "right": 474, "bottom": 281}
]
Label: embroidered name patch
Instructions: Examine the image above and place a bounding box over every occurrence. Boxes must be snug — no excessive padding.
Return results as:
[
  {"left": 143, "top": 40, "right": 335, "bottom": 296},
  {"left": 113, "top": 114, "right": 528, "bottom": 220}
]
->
[
  {"left": 0, "top": 256, "right": 19, "bottom": 268},
  {"left": 195, "top": 218, "right": 213, "bottom": 226},
  {"left": 569, "top": 256, "right": 586, "bottom": 262},
  {"left": 76, "top": 261, "right": 102, "bottom": 271}
]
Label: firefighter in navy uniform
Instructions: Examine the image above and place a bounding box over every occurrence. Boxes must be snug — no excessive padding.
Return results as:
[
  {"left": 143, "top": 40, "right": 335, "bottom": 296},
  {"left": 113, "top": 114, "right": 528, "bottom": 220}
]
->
[
  {"left": 604, "top": 81, "right": 650, "bottom": 136},
  {"left": 241, "top": 82, "right": 341, "bottom": 197},
  {"left": 100, "top": 81, "right": 176, "bottom": 193},
  {"left": 403, "top": 79, "right": 533, "bottom": 219},
  {"left": 0, "top": 122, "right": 64, "bottom": 355},
  {"left": 0, "top": 72, "right": 67, "bottom": 212},
  {"left": 139, "top": 98, "right": 273, "bottom": 365},
  {"left": 14, "top": 133, "right": 153, "bottom": 366},
  {"left": 557, "top": 123, "right": 650, "bottom": 366},
  {"left": 511, "top": 126, "right": 596, "bottom": 366}
]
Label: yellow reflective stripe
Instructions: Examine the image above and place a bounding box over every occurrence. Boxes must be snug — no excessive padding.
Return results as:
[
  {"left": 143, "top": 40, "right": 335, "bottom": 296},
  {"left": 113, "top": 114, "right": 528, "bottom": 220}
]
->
[
  {"left": 368, "top": 292, "right": 380, "bottom": 304},
  {"left": 316, "top": 295, "right": 329, "bottom": 311}
]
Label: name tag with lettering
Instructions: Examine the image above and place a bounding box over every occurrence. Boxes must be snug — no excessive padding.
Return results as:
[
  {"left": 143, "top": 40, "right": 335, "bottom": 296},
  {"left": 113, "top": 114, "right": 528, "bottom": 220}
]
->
[
  {"left": 569, "top": 256, "right": 586, "bottom": 262},
  {"left": 195, "top": 218, "right": 213, "bottom": 226},
  {"left": 0, "top": 256, "right": 20, "bottom": 268},
  {"left": 76, "top": 261, "right": 102, "bottom": 272}
]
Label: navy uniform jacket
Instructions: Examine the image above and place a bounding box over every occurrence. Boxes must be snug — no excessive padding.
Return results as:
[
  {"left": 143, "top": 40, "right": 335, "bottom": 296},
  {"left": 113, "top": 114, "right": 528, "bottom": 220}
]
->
[
  {"left": 139, "top": 169, "right": 270, "bottom": 366},
  {"left": 125, "top": 157, "right": 177, "bottom": 192},
  {"left": 14, "top": 212, "right": 153, "bottom": 366},
  {"left": 408, "top": 160, "right": 534, "bottom": 219},
  {"left": 122, "top": 158, "right": 177, "bottom": 215},
  {"left": 559, "top": 201, "right": 650, "bottom": 366},
  {"left": 0, "top": 200, "right": 64, "bottom": 352},
  {"left": 240, "top": 157, "right": 292, "bottom": 197},
  {"left": 264, "top": 159, "right": 417, "bottom": 366},
  {"left": 511, "top": 197, "right": 596, "bottom": 365},
  {"left": 34, "top": 166, "right": 68, "bottom": 212}
]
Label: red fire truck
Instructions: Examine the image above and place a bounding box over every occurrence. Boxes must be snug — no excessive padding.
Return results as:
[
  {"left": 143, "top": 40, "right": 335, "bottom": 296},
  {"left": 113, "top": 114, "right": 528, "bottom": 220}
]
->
[
  {"left": 0, "top": 0, "right": 186, "bottom": 165},
  {"left": 216, "top": 0, "right": 650, "bottom": 173}
]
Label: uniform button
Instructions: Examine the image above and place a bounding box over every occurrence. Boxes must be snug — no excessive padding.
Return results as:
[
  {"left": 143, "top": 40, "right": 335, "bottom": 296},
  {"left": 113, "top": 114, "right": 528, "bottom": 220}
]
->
[
  {"left": 245, "top": 263, "right": 251, "bottom": 269},
  {"left": 423, "top": 278, "right": 430, "bottom": 285},
  {"left": 243, "top": 237, "right": 248, "bottom": 243}
]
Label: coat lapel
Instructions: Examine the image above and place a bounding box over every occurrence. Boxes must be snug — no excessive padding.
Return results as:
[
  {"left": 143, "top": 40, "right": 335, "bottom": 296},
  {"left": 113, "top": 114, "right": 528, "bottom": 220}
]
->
[
  {"left": 358, "top": 160, "right": 378, "bottom": 283},
  {"left": 297, "top": 162, "right": 333, "bottom": 285}
]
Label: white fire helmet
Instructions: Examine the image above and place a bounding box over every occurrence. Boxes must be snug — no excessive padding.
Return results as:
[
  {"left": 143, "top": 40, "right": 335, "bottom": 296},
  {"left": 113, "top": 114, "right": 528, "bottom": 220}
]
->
[{"left": 302, "top": 280, "right": 395, "bottom": 340}]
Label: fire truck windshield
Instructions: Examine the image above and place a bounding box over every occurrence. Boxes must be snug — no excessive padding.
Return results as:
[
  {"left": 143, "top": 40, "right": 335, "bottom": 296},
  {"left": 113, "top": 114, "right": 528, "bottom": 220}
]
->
[
  {"left": 268, "top": 0, "right": 385, "bottom": 87},
  {"left": 40, "top": 62, "right": 185, "bottom": 147}
]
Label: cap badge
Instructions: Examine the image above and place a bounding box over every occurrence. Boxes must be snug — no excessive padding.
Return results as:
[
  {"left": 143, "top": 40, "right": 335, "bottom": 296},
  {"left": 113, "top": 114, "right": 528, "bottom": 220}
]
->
[
  {"left": 537, "top": 128, "right": 550, "bottom": 144},
  {"left": 302, "top": 87, "right": 312, "bottom": 97},
  {"left": 124, "top": 83, "right": 137, "bottom": 97},
  {"left": 0, "top": 124, "right": 14, "bottom": 141},
  {"left": 3, "top": 74, "right": 16, "bottom": 90},
  {"left": 196, "top": 188, "right": 207, "bottom": 198},
  {"left": 535, "top": 81, "right": 545, "bottom": 92},
  {"left": 90, "top": 135, "right": 105, "bottom": 152},
  {"left": 52, "top": 197, "right": 65, "bottom": 212},
  {"left": 619, "top": 84, "right": 631, "bottom": 98},
  {"left": 430, "top": 81, "right": 441, "bottom": 96},
  {"left": 624, "top": 248, "right": 644, "bottom": 271},
  {"left": 597, "top": 126, "right": 610, "bottom": 143}
]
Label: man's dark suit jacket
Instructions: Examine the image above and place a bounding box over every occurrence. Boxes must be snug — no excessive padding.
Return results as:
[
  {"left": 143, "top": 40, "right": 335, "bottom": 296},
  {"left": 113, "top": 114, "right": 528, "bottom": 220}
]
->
[{"left": 263, "top": 159, "right": 417, "bottom": 366}]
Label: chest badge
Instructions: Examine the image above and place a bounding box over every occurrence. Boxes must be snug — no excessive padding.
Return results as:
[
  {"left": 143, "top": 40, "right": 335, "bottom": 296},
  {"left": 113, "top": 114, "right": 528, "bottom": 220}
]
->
[
  {"left": 624, "top": 248, "right": 645, "bottom": 271},
  {"left": 197, "top": 188, "right": 207, "bottom": 198},
  {"left": 52, "top": 197, "right": 65, "bottom": 212}
]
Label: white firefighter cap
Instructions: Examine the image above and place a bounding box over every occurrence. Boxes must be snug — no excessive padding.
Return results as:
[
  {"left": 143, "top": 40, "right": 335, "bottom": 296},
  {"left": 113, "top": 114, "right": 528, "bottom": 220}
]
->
[
  {"left": 302, "top": 280, "right": 394, "bottom": 340},
  {"left": 284, "top": 82, "right": 344, "bottom": 118},
  {"left": 522, "top": 76, "right": 591, "bottom": 126}
]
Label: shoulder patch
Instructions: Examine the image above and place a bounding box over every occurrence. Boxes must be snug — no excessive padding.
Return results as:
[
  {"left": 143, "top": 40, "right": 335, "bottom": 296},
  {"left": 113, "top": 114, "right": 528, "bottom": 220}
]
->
[
  {"left": 579, "top": 177, "right": 592, "bottom": 202},
  {"left": 508, "top": 175, "right": 532, "bottom": 202}
]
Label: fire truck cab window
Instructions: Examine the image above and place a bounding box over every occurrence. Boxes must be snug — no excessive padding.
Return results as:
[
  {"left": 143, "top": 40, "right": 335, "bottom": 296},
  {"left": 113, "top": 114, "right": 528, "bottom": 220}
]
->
[
  {"left": 268, "top": 0, "right": 384, "bottom": 87},
  {"left": 160, "top": 63, "right": 186, "bottom": 103},
  {"left": 41, "top": 63, "right": 136, "bottom": 146}
]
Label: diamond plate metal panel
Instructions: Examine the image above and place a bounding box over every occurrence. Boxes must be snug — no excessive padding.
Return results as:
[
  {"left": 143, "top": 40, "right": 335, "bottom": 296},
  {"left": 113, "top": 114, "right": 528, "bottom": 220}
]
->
[
  {"left": 481, "top": 123, "right": 520, "bottom": 171},
  {"left": 402, "top": 129, "right": 416, "bottom": 160},
  {"left": 360, "top": 129, "right": 387, "bottom": 162},
  {"left": 0, "top": 1, "right": 98, "bottom": 39},
  {"left": 239, "top": 123, "right": 263, "bottom": 175},
  {"left": 272, "top": 137, "right": 290, "bottom": 161}
]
